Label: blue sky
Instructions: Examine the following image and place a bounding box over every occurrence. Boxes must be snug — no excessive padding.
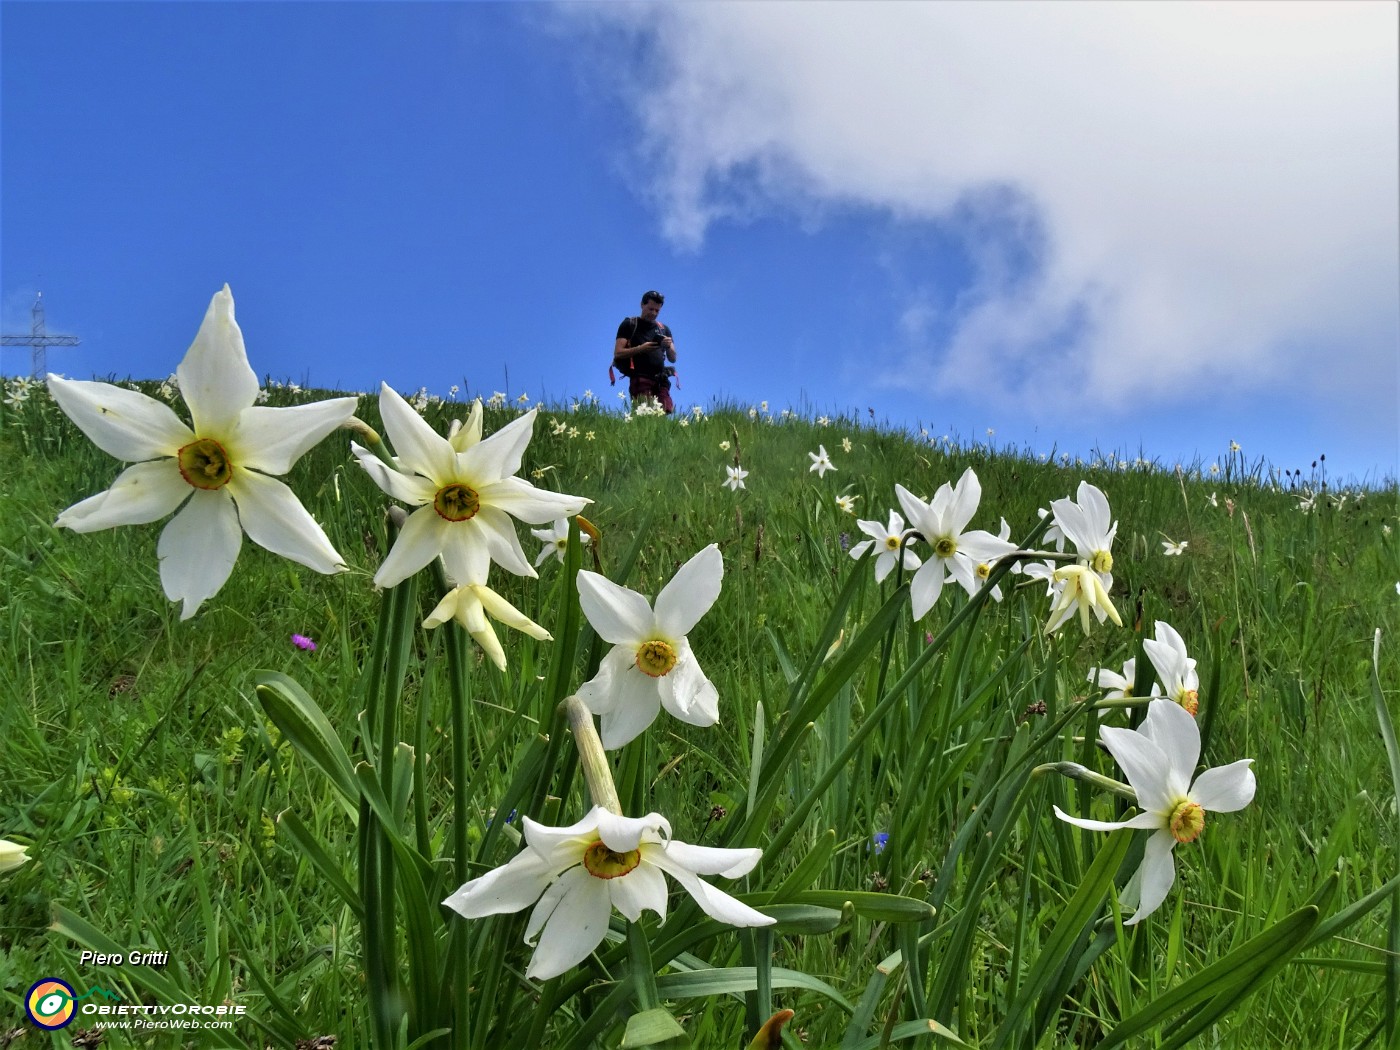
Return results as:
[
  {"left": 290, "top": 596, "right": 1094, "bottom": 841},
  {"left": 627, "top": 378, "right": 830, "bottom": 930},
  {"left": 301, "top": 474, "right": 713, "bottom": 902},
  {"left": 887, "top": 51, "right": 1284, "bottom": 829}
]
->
[{"left": 4, "top": 2, "right": 1397, "bottom": 484}]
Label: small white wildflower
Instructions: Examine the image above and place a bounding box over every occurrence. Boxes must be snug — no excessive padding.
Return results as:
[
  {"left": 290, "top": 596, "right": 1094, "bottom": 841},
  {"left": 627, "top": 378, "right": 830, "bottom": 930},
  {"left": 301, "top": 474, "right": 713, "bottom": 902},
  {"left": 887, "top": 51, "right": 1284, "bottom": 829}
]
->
[{"left": 808, "top": 445, "right": 836, "bottom": 478}]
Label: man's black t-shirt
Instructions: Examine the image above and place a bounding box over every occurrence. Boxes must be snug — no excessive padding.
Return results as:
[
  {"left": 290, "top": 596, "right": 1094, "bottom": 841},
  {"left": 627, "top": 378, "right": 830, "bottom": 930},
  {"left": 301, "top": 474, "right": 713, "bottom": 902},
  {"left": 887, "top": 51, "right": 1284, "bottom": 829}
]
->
[{"left": 615, "top": 316, "right": 671, "bottom": 377}]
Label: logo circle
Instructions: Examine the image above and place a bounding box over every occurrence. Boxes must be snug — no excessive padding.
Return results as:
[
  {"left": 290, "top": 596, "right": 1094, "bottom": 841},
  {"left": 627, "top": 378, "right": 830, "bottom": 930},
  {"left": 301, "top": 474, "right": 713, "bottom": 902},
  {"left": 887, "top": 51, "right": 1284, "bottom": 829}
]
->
[{"left": 26, "top": 978, "right": 76, "bottom": 1029}]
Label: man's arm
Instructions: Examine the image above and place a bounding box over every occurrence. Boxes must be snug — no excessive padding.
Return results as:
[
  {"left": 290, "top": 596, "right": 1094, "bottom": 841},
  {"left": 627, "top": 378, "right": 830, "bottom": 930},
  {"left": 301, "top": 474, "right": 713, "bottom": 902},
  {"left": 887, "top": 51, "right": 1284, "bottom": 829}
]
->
[{"left": 614, "top": 336, "right": 659, "bottom": 359}]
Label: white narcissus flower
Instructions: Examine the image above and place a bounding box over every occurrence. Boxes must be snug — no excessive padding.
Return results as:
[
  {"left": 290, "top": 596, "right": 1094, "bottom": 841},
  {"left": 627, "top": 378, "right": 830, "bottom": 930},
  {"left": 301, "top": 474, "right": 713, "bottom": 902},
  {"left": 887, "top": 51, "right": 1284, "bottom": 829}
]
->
[
  {"left": 576, "top": 545, "right": 723, "bottom": 749},
  {"left": 1018, "top": 558, "right": 1059, "bottom": 597},
  {"left": 444, "top": 806, "right": 773, "bottom": 980},
  {"left": 895, "top": 468, "right": 1016, "bottom": 620},
  {"left": 48, "top": 286, "right": 357, "bottom": 619},
  {"left": 423, "top": 557, "right": 552, "bottom": 672},
  {"left": 1045, "top": 564, "right": 1123, "bottom": 635},
  {"left": 1050, "top": 482, "right": 1118, "bottom": 590},
  {"left": 964, "top": 517, "right": 1014, "bottom": 602},
  {"left": 723, "top": 465, "right": 748, "bottom": 491},
  {"left": 1, "top": 838, "right": 30, "bottom": 874},
  {"left": 808, "top": 445, "right": 836, "bottom": 477},
  {"left": 1036, "top": 506, "right": 1066, "bottom": 552},
  {"left": 1142, "top": 620, "right": 1201, "bottom": 715},
  {"left": 1053, "top": 699, "right": 1256, "bottom": 924},
  {"left": 1161, "top": 538, "right": 1188, "bottom": 556},
  {"left": 1087, "top": 657, "right": 1146, "bottom": 700},
  {"left": 849, "top": 510, "right": 923, "bottom": 583},
  {"left": 835, "top": 494, "right": 858, "bottom": 515},
  {"left": 531, "top": 518, "right": 591, "bottom": 567},
  {"left": 353, "top": 383, "right": 589, "bottom": 588}
]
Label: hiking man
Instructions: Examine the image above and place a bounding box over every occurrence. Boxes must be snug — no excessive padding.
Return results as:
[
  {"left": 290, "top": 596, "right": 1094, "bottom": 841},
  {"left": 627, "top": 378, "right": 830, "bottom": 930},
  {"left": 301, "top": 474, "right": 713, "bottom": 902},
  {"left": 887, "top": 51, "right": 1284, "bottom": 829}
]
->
[{"left": 613, "top": 290, "right": 677, "bottom": 414}]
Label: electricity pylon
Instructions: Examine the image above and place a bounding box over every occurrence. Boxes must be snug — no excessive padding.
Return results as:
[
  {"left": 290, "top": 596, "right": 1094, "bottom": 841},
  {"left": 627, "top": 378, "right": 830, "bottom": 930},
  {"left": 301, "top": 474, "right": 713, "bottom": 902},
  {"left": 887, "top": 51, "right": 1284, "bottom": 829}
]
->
[{"left": 1, "top": 293, "right": 81, "bottom": 378}]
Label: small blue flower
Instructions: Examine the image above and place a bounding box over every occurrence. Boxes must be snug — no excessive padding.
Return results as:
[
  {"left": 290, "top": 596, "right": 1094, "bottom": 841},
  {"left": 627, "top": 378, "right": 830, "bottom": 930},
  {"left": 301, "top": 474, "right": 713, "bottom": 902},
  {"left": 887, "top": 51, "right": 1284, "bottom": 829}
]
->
[
  {"left": 839, "top": 532, "right": 850, "bottom": 552},
  {"left": 872, "top": 832, "right": 889, "bottom": 855}
]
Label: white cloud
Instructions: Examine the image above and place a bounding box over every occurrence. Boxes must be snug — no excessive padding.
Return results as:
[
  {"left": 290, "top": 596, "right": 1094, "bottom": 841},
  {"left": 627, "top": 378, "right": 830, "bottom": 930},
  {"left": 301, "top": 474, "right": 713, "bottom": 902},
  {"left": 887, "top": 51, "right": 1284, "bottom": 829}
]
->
[{"left": 558, "top": 2, "right": 1398, "bottom": 421}]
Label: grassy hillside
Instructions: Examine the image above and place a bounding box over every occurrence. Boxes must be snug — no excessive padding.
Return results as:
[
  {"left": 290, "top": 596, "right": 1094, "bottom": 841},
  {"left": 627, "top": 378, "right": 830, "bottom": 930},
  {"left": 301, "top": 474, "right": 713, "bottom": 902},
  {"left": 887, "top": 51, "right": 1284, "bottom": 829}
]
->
[{"left": 2, "top": 378, "right": 1397, "bottom": 1049}]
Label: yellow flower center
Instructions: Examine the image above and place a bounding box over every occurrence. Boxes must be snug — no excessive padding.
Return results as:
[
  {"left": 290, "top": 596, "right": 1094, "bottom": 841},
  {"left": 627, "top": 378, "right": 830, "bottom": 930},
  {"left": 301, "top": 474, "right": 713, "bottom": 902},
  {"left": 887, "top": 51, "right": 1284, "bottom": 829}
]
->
[
  {"left": 976, "top": 562, "right": 992, "bottom": 580},
  {"left": 1176, "top": 688, "right": 1200, "bottom": 716},
  {"left": 884, "top": 536, "right": 901, "bottom": 551},
  {"left": 635, "top": 639, "right": 678, "bottom": 677},
  {"left": 934, "top": 536, "right": 957, "bottom": 558},
  {"left": 1091, "top": 550, "right": 1114, "bottom": 575},
  {"left": 1168, "top": 800, "right": 1206, "bottom": 844},
  {"left": 434, "top": 484, "right": 480, "bottom": 522},
  {"left": 555, "top": 538, "right": 568, "bottom": 551},
  {"left": 176, "top": 437, "right": 233, "bottom": 490},
  {"left": 582, "top": 840, "right": 642, "bottom": 879}
]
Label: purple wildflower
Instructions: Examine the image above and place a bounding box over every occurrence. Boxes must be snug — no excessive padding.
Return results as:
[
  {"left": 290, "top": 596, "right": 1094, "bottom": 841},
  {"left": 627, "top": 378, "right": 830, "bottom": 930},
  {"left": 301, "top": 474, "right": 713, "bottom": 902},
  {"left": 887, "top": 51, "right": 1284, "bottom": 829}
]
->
[{"left": 291, "top": 634, "right": 317, "bottom": 652}]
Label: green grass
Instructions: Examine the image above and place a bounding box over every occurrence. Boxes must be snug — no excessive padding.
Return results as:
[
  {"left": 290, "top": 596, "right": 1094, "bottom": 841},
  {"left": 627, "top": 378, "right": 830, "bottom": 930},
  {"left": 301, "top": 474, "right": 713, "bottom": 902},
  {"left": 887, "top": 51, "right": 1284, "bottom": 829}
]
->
[{"left": 1, "top": 380, "right": 1397, "bottom": 1049}]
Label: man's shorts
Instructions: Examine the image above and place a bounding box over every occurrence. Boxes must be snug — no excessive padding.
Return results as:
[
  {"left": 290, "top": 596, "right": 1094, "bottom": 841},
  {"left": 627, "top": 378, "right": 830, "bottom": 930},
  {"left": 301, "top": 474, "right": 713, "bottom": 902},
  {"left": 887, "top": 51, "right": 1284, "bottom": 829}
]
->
[{"left": 629, "top": 374, "right": 674, "bottom": 414}]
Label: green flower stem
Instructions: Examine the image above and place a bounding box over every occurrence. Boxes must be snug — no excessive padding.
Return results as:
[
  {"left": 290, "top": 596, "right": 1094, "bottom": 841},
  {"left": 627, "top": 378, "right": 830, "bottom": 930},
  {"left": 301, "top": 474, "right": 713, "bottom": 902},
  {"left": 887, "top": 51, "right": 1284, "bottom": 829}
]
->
[
  {"left": 343, "top": 415, "right": 388, "bottom": 456},
  {"left": 562, "top": 695, "right": 622, "bottom": 814},
  {"left": 432, "top": 559, "right": 474, "bottom": 882},
  {"left": 1090, "top": 697, "right": 1150, "bottom": 711},
  {"left": 359, "top": 506, "right": 417, "bottom": 1049},
  {"left": 1033, "top": 761, "right": 1139, "bottom": 801},
  {"left": 435, "top": 567, "right": 474, "bottom": 1049},
  {"left": 524, "top": 975, "right": 565, "bottom": 1049},
  {"left": 360, "top": 796, "right": 392, "bottom": 1050},
  {"left": 376, "top": 572, "right": 417, "bottom": 1008}
]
